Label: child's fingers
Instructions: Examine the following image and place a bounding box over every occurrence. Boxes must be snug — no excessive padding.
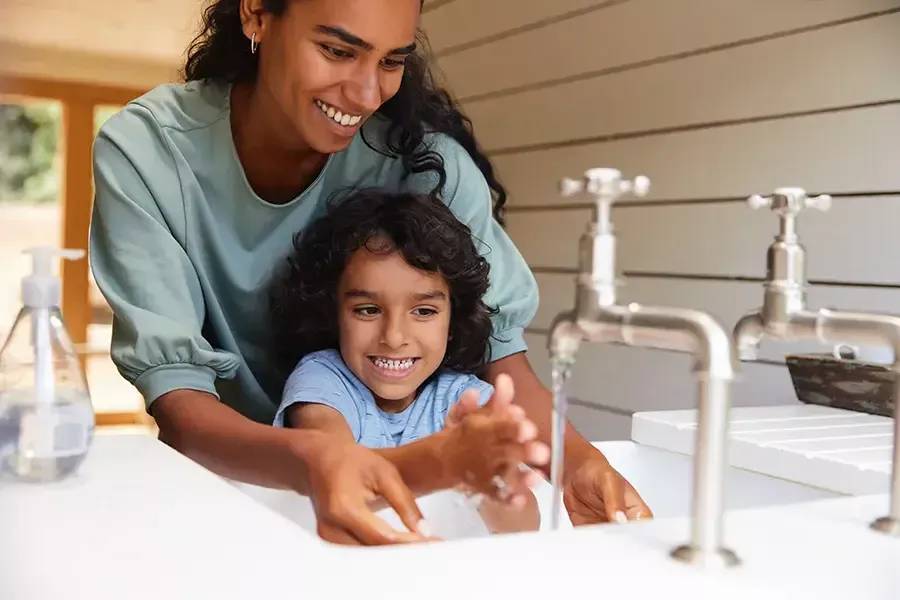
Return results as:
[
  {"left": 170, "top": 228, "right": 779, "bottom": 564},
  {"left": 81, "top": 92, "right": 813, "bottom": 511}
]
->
[
  {"left": 525, "top": 440, "right": 550, "bottom": 466},
  {"left": 446, "top": 389, "right": 480, "bottom": 427},
  {"left": 524, "top": 469, "right": 543, "bottom": 487},
  {"left": 488, "top": 464, "right": 536, "bottom": 504},
  {"left": 486, "top": 373, "right": 515, "bottom": 410},
  {"left": 490, "top": 418, "right": 526, "bottom": 446},
  {"left": 518, "top": 419, "right": 537, "bottom": 443},
  {"left": 506, "top": 405, "right": 526, "bottom": 421}
]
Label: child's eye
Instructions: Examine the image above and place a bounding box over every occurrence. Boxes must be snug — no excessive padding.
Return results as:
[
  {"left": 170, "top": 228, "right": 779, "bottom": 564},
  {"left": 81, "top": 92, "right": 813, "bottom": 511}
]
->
[
  {"left": 354, "top": 306, "right": 380, "bottom": 317},
  {"left": 413, "top": 307, "right": 438, "bottom": 317}
]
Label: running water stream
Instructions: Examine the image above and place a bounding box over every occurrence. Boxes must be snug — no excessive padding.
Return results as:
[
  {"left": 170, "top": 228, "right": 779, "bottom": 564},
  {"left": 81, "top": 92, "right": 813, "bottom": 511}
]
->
[{"left": 550, "top": 360, "right": 572, "bottom": 530}]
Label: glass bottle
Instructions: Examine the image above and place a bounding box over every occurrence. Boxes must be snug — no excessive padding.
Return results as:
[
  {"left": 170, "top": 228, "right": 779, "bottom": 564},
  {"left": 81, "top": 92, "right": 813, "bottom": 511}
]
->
[{"left": 0, "top": 247, "right": 95, "bottom": 482}]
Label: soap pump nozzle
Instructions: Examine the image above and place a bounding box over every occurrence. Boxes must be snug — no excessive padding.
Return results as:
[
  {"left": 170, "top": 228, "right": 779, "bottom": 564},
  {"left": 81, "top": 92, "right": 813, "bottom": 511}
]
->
[{"left": 21, "top": 247, "right": 85, "bottom": 309}]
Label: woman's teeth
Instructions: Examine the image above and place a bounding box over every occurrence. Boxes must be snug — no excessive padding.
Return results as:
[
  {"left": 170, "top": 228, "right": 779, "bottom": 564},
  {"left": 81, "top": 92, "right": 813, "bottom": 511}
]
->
[
  {"left": 372, "top": 357, "right": 415, "bottom": 371},
  {"left": 316, "top": 100, "right": 361, "bottom": 127}
]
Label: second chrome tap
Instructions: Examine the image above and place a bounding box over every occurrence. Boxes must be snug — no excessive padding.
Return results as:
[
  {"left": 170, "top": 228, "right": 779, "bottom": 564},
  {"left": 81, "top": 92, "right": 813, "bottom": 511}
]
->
[{"left": 733, "top": 187, "right": 900, "bottom": 537}]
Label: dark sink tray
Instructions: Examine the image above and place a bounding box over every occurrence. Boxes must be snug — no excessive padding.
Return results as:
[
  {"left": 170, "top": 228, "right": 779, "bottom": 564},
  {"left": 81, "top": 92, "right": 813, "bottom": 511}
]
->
[{"left": 785, "top": 352, "right": 895, "bottom": 418}]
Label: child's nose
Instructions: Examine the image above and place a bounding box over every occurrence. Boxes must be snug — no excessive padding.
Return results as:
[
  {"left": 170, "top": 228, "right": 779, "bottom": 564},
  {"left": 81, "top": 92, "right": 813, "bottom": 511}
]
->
[{"left": 381, "top": 317, "right": 408, "bottom": 348}]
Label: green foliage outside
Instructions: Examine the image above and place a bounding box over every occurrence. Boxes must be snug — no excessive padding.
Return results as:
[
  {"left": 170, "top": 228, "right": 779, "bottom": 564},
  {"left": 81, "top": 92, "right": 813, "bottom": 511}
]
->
[
  {"left": 0, "top": 102, "right": 61, "bottom": 204},
  {"left": 0, "top": 102, "right": 121, "bottom": 205}
]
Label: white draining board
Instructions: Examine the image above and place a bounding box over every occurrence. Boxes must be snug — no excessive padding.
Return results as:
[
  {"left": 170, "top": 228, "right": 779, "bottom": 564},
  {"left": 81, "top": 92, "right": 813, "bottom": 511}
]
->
[{"left": 631, "top": 404, "right": 893, "bottom": 495}]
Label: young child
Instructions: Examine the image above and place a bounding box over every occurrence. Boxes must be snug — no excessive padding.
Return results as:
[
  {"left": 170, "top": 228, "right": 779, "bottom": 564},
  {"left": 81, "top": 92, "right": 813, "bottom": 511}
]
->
[{"left": 268, "top": 188, "right": 546, "bottom": 535}]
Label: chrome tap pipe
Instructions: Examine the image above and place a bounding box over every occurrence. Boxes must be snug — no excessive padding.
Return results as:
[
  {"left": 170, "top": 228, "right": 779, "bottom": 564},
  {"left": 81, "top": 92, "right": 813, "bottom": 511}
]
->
[
  {"left": 548, "top": 168, "right": 740, "bottom": 567},
  {"left": 734, "top": 187, "right": 900, "bottom": 536}
]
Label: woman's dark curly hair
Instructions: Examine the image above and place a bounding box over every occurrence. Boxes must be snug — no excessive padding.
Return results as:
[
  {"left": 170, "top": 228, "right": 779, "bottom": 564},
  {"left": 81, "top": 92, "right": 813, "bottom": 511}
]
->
[
  {"left": 183, "top": 0, "right": 508, "bottom": 224},
  {"left": 269, "top": 188, "right": 498, "bottom": 375}
]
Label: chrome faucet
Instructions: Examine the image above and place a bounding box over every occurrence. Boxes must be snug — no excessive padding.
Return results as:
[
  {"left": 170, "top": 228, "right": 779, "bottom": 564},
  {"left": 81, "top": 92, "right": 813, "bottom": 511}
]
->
[
  {"left": 733, "top": 187, "right": 900, "bottom": 537},
  {"left": 547, "top": 167, "right": 740, "bottom": 567}
]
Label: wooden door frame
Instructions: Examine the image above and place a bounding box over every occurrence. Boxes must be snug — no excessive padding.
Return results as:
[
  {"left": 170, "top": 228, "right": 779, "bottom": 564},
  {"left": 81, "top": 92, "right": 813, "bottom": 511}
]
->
[{"left": 1, "top": 75, "right": 150, "bottom": 427}]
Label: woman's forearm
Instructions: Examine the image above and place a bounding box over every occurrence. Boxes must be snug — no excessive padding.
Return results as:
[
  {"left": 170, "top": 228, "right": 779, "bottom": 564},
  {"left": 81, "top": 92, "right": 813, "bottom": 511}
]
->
[{"left": 151, "top": 389, "right": 320, "bottom": 494}]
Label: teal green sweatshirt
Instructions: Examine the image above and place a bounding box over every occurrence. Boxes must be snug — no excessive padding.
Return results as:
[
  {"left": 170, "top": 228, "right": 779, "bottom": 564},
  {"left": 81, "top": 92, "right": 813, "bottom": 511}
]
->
[{"left": 89, "top": 80, "right": 538, "bottom": 424}]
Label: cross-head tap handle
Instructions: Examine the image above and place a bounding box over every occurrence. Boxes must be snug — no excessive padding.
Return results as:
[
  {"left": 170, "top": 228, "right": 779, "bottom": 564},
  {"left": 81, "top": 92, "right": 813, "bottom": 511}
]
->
[
  {"left": 746, "top": 187, "right": 832, "bottom": 217},
  {"left": 559, "top": 168, "right": 650, "bottom": 203}
]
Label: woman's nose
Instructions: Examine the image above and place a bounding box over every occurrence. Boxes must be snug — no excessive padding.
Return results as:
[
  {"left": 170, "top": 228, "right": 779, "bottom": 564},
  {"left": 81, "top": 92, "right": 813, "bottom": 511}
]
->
[{"left": 344, "top": 68, "right": 382, "bottom": 113}]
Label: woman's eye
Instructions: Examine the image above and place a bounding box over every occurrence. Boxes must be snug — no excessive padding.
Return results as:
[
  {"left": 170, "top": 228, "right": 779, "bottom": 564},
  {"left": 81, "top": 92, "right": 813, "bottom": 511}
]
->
[
  {"left": 320, "top": 44, "right": 354, "bottom": 59},
  {"left": 381, "top": 57, "right": 406, "bottom": 71}
]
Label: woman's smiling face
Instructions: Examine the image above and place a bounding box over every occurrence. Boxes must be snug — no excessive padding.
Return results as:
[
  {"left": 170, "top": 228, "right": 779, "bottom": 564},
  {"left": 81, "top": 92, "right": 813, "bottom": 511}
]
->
[{"left": 247, "top": 0, "right": 421, "bottom": 153}]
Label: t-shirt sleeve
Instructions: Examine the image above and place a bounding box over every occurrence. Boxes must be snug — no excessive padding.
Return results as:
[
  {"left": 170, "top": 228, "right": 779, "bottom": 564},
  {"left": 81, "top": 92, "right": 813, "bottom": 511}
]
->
[
  {"left": 89, "top": 105, "right": 241, "bottom": 411},
  {"left": 405, "top": 134, "right": 539, "bottom": 362},
  {"left": 272, "top": 357, "right": 364, "bottom": 441}
]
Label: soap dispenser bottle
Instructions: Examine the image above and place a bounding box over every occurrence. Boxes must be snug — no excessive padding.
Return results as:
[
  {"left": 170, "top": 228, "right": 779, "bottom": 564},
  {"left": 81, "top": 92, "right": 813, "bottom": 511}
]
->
[{"left": 0, "top": 247, "right": 95, "bottom": 482}]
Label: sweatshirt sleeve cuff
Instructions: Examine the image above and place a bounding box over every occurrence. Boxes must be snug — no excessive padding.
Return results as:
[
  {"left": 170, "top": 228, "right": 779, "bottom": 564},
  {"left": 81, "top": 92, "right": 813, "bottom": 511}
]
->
[{"left": 134, "top": 364, "right": 219, "bottom": 410}]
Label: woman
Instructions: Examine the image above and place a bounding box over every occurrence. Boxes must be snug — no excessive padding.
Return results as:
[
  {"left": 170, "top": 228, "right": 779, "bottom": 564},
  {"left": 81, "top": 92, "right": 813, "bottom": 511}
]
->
[{"left": 89, "top": 0, "right": 651, "bottom": 545}]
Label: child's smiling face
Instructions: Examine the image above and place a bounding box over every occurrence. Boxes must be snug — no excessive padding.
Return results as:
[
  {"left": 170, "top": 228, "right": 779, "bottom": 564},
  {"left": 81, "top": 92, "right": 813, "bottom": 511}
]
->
[{"left": 337, "top": 241, "right": 451, "bottom": 412}]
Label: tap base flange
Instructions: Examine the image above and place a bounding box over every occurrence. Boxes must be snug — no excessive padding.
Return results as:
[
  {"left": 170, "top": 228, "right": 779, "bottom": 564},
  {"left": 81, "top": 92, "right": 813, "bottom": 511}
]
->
[
  {"left": 870, "top": 516, "right": 900, "bottom": 536},
  {"left": 670, "top": 545, "right": 741, "bottom": 568}
]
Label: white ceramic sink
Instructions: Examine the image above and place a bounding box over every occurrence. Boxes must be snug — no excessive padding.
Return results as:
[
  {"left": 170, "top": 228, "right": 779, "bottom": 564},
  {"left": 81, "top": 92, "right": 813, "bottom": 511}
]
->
[
  {"left": 234, "top": 440, "right": 837, "bottom": 539},
  {"left": 5, "top": 430, "right": 895, "bottom": 600}
]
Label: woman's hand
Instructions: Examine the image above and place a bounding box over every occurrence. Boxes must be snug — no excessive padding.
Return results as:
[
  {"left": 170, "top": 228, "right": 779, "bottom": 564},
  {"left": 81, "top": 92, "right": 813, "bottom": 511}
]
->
[
  {"left": 304, "top": 433, "right": 437, "bottom": 545},
  {"left": 441, "top": 374, "right": 549, "bottom": 505},
  {"left": 151, "top": 390, "right": 434, "bottom": 546},
  {"left": 563, "top": 457, "right": 653, "bottom": 525}
]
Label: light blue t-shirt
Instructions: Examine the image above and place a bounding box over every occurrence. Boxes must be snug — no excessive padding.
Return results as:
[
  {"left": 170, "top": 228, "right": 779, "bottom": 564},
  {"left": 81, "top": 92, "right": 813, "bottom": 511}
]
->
[
  {"left": 88, "top": 79, "right": 538, "bottom": 423},
  {"left": 272, "top": 350, "right": 494, "bottom": 448}
]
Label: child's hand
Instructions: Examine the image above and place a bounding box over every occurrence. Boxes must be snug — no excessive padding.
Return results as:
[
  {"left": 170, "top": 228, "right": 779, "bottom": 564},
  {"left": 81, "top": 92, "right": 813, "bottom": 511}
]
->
[
  {"left": 479, "top": 488, "right": 542, "bottom": 534},
  {"left": 441, "top": 374, "right": 549, "bottom": 505}
]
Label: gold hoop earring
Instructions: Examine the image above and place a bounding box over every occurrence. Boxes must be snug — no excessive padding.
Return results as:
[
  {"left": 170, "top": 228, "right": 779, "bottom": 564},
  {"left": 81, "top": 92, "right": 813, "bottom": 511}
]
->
[{"left": 250, "top": 33, "right": 258, "bottom": 54}]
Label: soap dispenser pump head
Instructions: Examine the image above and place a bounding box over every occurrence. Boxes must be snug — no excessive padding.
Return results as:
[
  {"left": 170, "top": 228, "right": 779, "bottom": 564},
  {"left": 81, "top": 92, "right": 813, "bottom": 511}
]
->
[{"left": 21, "top": 247, "right": 86, "bottom": 309}]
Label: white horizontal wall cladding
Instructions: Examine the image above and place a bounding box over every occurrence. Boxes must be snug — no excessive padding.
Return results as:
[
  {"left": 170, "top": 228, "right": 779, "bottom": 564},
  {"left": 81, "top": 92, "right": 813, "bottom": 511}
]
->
[
  {"left": 528, "top": 272, "right": 900, "bottom": 364},
  {"left": 466, "top": 12, "right": 900, "bottom": 152},
  {"left": 422, "top": 0, "right": 614, "bottom": 55},
  {"left": 492, "top": 104, "right": 900, "bottom": 208},
  {"left": 506, "top": 195, "right": 900, "bottom": 285},
  {"left": 441, "top": 0, "right": 899, "bottom": 102},
  {"left": 432, "top": 0, "right": 900, "bottom": 432}
]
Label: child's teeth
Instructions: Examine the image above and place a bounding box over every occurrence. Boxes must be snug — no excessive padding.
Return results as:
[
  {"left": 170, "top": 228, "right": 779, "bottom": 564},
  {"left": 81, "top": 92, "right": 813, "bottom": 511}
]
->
[
  {"left": 340, "top": 114, "right": 351, "bottom": 126},
  {"left": 327, "top": 107, "right": 335, "bottom": 118},
  {"left": 349, "top": 115, "right": 360, "bottom": 126},
  {"left": 375, "top": 358, "right": 414, "bottom": 370}
]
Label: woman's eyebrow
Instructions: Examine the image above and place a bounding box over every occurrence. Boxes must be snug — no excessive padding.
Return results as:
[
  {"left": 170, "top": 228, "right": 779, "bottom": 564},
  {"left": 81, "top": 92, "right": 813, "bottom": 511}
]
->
[{"left": 314, "top": 25, "right": 417, "bottom": 55}]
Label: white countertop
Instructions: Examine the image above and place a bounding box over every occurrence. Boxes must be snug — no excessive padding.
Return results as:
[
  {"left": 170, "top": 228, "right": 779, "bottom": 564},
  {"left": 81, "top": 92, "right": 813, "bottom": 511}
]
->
[
  {"left": 632, "top": 404, "right": 894, "bottom": 494},
  {"left": 1, "top": 431, "right": 898, "bottom": 600}
]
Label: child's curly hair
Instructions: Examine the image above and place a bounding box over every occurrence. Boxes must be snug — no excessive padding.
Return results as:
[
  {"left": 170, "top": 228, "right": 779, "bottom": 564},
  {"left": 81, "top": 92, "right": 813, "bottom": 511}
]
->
[{"left": 269, "top": 188, "right": 498, "bottom": 375}]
